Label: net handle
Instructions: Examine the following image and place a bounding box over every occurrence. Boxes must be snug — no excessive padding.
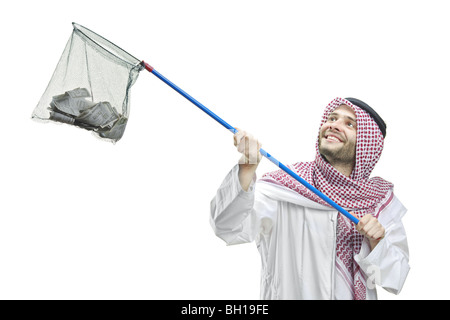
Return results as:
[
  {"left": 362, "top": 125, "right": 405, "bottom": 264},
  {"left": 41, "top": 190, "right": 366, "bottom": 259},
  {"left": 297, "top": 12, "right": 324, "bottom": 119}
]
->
[{"left": 142, "top": 61, "right": 359, "bottom": 225}]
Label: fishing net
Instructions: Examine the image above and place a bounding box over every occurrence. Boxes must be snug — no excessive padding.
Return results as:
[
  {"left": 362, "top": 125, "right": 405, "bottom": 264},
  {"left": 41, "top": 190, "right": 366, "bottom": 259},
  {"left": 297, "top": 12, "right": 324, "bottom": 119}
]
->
[{"left": 32, "top": 23, "right": 145, "bottom": 142}]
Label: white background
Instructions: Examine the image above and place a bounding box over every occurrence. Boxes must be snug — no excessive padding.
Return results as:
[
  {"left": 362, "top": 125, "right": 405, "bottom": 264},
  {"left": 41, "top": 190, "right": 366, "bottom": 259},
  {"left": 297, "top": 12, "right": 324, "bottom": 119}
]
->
[{"left": 1, "top": 0, "right": 448, "bottom": 300}]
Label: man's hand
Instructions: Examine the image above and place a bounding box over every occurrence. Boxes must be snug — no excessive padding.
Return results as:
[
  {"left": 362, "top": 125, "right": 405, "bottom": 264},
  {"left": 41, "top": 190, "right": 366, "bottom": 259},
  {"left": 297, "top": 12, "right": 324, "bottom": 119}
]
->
[
  {"left": 234, "top": 128, "right": 262, "bottom": 166},
  {"left": 351, "top": 212, "right": 385, "bottom": 251},
  {"left": 234, "top": 128, "right": 262, "bottom": 191}
]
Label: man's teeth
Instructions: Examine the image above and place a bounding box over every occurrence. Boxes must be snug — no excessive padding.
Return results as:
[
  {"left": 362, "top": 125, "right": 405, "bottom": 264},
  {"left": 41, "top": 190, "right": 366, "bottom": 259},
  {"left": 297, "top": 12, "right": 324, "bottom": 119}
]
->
[{"left": 327, "top": 136, "right": 340, "bottom": 142}]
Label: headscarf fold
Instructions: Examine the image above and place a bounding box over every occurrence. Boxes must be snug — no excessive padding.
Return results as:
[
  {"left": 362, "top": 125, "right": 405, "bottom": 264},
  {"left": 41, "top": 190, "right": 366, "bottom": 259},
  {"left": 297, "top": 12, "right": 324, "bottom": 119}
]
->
[{"left": 260, "top": 97, "right": 394, "bottom": 300}]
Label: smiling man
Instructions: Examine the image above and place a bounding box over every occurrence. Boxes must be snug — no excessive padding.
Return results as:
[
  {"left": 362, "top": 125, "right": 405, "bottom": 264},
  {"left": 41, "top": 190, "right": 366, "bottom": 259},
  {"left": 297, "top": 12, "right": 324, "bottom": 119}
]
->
[
  {"left": 210, "top": 97, "right": 409, "bottom": 300},
  {"left": 318, "top": 104, "right": 357, "bottom": 177}
]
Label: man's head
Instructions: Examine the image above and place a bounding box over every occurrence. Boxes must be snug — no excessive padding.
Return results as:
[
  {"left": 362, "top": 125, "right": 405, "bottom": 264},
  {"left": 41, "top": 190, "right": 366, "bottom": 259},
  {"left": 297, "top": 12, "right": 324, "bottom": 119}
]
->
[
  {"left": 318, "top": 104, "right": 357, "bottom": 174},
  {"left": 316, "top": 97, "right": 386, "bottom": 180}
]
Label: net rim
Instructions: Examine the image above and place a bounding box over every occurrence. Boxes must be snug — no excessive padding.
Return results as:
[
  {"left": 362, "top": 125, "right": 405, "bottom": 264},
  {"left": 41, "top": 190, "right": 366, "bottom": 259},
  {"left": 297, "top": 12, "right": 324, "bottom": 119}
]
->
[{"left": 72, "top": 22, "right": 142, "bottom": 68}]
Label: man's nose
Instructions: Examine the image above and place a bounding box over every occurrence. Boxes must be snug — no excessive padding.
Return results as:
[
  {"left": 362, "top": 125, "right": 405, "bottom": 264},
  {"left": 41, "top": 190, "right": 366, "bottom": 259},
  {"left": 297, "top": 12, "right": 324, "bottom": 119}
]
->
[{"left": 328, "top": 121, "right": 343, "bottom": 132}]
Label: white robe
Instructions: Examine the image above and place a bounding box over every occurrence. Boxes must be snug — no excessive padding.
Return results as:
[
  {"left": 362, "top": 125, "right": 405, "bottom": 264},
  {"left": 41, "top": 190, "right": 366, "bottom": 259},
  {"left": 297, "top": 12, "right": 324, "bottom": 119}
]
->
[{"left": 210, "top": 165, "right": 410, "bottom": 300}]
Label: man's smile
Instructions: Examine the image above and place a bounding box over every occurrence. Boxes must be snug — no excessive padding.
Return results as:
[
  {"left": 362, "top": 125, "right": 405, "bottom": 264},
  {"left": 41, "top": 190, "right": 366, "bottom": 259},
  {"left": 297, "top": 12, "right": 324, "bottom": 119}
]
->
[{"left": 324, "top": 133, "right": 343, "bottom": 143}]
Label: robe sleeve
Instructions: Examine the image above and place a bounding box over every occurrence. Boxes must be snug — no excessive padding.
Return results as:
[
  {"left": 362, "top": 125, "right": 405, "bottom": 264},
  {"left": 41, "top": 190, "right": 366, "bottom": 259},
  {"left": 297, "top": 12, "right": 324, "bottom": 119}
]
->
[
  {"left": 354, "top": 195, "right": 410, "bottom": 295},
  {"left": 210, "top": 165, "right": 277, "bottom": 245}
]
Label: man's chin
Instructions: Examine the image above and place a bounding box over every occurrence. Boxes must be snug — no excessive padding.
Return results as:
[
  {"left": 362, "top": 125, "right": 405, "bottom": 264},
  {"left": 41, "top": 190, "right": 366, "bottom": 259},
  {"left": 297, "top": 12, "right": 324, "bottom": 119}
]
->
[
  {"left": 319, "top": 145, "right": 345, "bottom": 162},
  {"left": 319, "top": 143, "right": 340, "bottom": 156}
]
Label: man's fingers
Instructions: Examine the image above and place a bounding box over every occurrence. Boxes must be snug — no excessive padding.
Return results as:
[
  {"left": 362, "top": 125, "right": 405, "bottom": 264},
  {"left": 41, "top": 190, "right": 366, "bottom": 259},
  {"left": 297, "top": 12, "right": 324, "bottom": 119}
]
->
[
  {"left": 234, "top": 128, "right": 262, "bottom": 165},
  {"left": 371, "top": 229, "right": 385, "bottom": 241},
  {"left": 354, "top": 214, "right": 385, "bottom": 240},
  {"left": 367, "top": 223, "right": 385, "bottom": 240},
  {"left": 238, "top": 135, "right": 250, "bottom": 154},
  {"left": 233, "top": 128, "right": 245, "bottom": 147}
]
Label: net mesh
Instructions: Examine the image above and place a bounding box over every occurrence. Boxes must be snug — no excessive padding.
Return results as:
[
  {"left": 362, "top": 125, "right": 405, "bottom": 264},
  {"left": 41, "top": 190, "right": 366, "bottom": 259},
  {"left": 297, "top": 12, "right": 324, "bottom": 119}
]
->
[{"left": 32, "top": 23, "right": 144, "bottom": 142}]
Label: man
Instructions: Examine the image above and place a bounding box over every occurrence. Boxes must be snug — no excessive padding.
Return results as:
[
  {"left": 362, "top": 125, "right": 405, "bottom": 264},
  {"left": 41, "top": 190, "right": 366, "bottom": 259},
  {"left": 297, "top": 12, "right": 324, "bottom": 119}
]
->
[{"left": 210, "top": 97, "right": 409, "bottom": 300}]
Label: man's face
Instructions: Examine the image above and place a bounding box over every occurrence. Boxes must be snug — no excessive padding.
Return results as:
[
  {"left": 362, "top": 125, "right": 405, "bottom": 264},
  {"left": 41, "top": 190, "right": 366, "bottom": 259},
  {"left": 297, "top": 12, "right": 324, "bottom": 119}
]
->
[{"left": 318, "top": 104, "right": 357, "bottom": 166}]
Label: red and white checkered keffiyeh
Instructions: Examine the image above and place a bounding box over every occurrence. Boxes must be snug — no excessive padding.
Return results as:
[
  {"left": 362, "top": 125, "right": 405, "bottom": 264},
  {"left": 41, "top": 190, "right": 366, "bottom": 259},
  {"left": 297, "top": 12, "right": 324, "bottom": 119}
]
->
[{"left": 260, "top": 97, "right": 394, "bottom": 300}]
